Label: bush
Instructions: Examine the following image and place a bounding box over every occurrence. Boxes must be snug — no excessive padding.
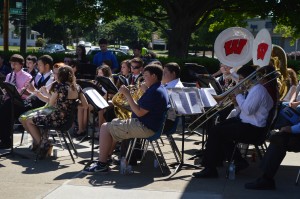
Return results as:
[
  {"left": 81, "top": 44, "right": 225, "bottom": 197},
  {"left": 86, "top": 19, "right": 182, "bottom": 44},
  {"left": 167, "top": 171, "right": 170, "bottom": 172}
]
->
[{"left": 35, "top": 37, "right": 46, "bottom": 47}]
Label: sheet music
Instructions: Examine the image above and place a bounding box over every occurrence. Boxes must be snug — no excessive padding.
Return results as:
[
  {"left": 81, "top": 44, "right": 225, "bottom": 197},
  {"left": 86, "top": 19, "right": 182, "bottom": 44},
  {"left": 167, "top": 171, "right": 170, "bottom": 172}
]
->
[
  {"left": 199, "top": 88, "right": 217, "bottom": 107},
  {"left": 168, "top": 88, "right": 203, "bottom": 115}
]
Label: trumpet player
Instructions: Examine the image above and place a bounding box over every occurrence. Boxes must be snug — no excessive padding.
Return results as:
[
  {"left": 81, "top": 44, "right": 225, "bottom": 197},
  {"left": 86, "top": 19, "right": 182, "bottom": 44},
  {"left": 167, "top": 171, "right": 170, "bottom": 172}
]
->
[
  {"left": 83, "top": 64, "right": 169, "bottom": 174},
  {"left": 192, "top": 65, "right": 274, "bottom": 178}
]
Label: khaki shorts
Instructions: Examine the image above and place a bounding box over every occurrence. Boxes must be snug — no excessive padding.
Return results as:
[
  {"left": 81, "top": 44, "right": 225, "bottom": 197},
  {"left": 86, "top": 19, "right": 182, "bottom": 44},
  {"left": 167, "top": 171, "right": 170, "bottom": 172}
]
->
[{"left": 107, "top": 118, "right": 155, "bottom": 142}]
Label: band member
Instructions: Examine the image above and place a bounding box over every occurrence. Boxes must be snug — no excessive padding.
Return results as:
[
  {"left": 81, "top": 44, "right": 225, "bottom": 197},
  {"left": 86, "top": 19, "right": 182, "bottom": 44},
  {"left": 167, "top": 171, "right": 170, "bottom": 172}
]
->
[
  {"left": 192, "top": 65, "right": 274, "bottom": 178},
  {"left": 25, "top": 55, "right": 54, "bottom": 109},
  {"left": 0, "top": 53, "right": 11, "bottom": 76},
  {"left": 216, "top": 63, "right": 235, "bottom": 92},
  {"left": 25, "top": 55, "right": 38, "bottom": 77},
  {"left": 162, "top": 62, "right": 184, "bottom": 132},
  {"left": 115, "top": 59, "right": 131, "bottom": 88},
  {"left": 0, "top": 54, "right": 32, "bottom": 149},
  {"left": 128, "top": 57, "right": 144, "bottom": 85},
  {"left": 245, "top": 128, "right": 300, "bottom": 190},
  {"left": 83, "top": 64, "right": 169, "bottom": 174}
]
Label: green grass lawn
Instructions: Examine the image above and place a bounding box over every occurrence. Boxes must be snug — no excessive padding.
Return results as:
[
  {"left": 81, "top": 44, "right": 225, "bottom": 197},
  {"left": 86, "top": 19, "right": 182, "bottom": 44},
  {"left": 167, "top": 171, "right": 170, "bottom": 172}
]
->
[{"left": 0, "top": 46, "right": 41, "bottom": 52}]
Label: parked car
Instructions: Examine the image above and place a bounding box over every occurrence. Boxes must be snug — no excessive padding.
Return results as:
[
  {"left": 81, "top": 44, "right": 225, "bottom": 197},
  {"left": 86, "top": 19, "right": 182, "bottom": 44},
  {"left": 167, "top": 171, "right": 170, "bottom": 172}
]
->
[
  {"left": 87, "top": 48, "right": 128, "bottom": 57},
  {"left": 119, "top": 45, "right": 129, "bottom": 53},
  {"left": 39, "top": 44, "right": 65, "bottom": 54},
  {"left": 85, "top": 42, "right": 92, "bottom": 48}
]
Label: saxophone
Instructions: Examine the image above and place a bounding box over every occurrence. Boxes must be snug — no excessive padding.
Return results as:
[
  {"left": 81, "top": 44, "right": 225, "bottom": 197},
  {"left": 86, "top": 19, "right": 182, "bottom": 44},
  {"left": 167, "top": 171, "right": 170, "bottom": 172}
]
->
[{"left": 112, "top": 76, "right": 144, "bottom": 119}]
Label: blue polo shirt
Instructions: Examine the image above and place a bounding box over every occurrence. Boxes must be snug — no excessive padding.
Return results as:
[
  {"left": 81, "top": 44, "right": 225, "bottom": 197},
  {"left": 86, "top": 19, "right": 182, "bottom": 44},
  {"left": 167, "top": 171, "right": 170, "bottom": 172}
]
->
[
  {"left": 93, "top": 51, "right": 118, "bottom": 71},
  {"left": 132, "top": 82, "right": 169, "bottom": 132}
]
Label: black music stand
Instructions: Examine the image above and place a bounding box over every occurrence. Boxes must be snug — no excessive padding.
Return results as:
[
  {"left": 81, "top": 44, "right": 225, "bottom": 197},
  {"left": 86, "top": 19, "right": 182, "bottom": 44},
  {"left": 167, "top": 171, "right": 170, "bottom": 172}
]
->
[
  {"left": 166, "top": 87, "right": 204, "bottom": 178},
  {"left": 0, "top": 82, "right": 27, "bottom": 158},
  {"left": 95, "top": 76, "right": 118, "bottom": 96},
  {"left": 77, "top": 79, "right": 106, "bottom": 96},
  {"left": 196, "top": 74, "right": 223, "bottom": 95},
  {"left": 79, "top": 87, "right": 110, "bottom": 168},
  {"left": 77, "top": 63, "right": 98, "bottom": 80}
]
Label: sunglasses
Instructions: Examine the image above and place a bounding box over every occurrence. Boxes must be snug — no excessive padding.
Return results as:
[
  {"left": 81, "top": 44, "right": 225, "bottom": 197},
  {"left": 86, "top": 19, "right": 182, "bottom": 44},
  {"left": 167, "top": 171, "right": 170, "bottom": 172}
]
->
[{"left": 131, "top": 65, "right": 141, "bottom": 69}]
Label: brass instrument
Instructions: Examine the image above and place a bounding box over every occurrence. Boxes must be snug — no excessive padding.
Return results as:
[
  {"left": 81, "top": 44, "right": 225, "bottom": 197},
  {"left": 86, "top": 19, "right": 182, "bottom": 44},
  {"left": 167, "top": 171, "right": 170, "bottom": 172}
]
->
[
  {"left": 112, "top": 76, "right": 144, "bottom": 119},
  {"left": 188, "top": 67, "right": 278, "bottom": 132},
  {"left": 271, "top": 45, "right": 288, "bottom": 100}
]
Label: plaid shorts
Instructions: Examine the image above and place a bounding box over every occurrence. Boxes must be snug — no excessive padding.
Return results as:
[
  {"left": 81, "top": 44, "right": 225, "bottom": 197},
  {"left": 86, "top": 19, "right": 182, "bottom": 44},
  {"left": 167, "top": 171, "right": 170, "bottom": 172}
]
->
[{"left": 107, "top": 118, "right": 155, "bottom": 142}]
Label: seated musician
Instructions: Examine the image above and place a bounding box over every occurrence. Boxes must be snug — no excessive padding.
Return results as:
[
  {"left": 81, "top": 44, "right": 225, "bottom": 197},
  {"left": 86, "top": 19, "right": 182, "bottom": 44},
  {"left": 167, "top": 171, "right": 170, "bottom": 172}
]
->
[
  {"left": 75, "top": 64, "right": 113, "bottom": 138},
  {"left": 0, "top": 54, "right": 32, "bottom": 149},
  {"left": 83, "top": 64, "right": 169, "bottom": 174},
  {"left": 24, "top": 55, "right": 54, "bottom": 109},
  {"left": 245, "top": 123, "right": 300, "bottom": 190},
  {"left": 24, "top": 55, "right": 38, "bottom": 77},
  {"left": 192, "top": 65, "right": 274, "bottom": 178},
  {"left": 115, "top": 59, "right": 131, "bottom": 88},
  {"left": 215, "top": 63, "right": 235, "bottom": 92},
  {"left": 162, "top": 62, "right": 184, "bottom": 132},
  {"left": 24, "top": 66, "right": 88, "bottom": 158},
  {"left": 128, "top": 57, "right": 144, "bottom": 86}
]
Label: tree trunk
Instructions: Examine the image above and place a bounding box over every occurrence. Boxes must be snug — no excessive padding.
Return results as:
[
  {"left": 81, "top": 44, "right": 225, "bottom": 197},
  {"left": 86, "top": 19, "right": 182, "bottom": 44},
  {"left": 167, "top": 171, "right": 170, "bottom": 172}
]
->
[{"left": 168, "top": 19, "right": 193, "bottom": 58}]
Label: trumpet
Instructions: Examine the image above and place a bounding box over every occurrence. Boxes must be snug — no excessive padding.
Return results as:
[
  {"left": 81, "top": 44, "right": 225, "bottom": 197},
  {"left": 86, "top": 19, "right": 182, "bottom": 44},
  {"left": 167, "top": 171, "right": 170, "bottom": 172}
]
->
[{"left": 188, "top": 67, "right": 278, "bottom": 132}]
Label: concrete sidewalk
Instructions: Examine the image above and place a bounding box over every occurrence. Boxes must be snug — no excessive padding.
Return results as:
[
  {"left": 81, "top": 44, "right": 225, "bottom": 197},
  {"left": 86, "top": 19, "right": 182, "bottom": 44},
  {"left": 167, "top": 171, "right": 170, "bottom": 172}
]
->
[{"left": 0, "top": 130, "right": 299, "bottom": 199}]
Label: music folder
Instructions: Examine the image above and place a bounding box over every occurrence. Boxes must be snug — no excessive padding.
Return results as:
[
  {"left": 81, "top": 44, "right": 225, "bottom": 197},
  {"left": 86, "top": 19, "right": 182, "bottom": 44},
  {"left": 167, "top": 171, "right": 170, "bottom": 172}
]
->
[
  {"left": 95, "top": 76, "right": 118, "bottom": 95},
  {"left": 0, "top": 82, "right": 24, "bottom": 107},
  {"left": 83, "top": 87, "right": 109, "bottom": 111},
  {"left": 168, "top": 87, "right": 204, "bottom": 116}
]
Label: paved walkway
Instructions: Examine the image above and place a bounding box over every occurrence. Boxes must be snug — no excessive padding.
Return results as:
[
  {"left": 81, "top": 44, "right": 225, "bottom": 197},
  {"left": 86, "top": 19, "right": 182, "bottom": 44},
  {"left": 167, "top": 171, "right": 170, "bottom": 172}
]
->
[{"left": 0, "top": 130, "right": 299, "bottom": 199}]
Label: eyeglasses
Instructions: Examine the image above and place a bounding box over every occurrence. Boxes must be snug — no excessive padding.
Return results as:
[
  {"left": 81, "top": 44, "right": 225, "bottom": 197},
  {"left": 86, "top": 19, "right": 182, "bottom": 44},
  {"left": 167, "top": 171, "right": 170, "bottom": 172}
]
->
[{"left": 131, "top": 65, "right": 141, "bottom": 70}]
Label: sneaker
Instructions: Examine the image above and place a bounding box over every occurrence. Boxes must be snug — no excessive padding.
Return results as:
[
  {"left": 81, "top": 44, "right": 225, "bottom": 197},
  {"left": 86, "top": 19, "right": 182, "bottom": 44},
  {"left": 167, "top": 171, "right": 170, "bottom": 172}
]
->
[{"left": 82, "top": 162, "right": 109, "bottom": 174}]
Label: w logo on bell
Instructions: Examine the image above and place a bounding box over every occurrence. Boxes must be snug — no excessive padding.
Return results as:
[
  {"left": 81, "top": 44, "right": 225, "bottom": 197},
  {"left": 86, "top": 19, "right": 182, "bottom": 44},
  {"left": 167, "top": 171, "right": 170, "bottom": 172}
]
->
[
  {"left": 224, "top": 39, "right": 247, "bottom": 56},
  {"left": 257, "top": 43, "right": 269, "bottom": 60}
]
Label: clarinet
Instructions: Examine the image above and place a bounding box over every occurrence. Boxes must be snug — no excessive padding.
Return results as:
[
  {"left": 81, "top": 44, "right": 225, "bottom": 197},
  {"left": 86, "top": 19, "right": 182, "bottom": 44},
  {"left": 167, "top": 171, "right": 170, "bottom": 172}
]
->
[{"left": 20, "top": 75, "right": 36, "bottom": 98}]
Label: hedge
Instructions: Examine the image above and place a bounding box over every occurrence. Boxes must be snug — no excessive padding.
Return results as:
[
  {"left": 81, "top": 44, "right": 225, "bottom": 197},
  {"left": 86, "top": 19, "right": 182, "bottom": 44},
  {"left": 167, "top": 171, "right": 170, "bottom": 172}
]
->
[{"left": 1, "top": 50, "right": 300, "bottom": 81}]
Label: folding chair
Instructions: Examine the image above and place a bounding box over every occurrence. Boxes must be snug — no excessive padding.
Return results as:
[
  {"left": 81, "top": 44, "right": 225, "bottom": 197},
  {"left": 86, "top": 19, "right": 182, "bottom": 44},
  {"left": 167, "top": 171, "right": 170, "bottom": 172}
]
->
[
  {"left": 35, "top": 100, "right": 79, "bottom": 163},
  {"left": 126, "top": 111, "right": 168, "bottom": 175},
  {"left": 296, "top": 168, "right": 300, "bottom": 185},
  {"left": 163, "top": 117, "right": 182, "bottom": 163}
]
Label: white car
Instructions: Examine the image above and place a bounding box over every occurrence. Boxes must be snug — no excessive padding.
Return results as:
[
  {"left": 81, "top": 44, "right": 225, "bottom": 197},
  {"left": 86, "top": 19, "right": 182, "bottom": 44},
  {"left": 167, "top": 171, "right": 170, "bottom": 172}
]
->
[
  {"left": 120, "top": 45, "right": 129, "bottom": 53},
  {"left": 85, "top": 42, "right": 92, "bottom": 48}
]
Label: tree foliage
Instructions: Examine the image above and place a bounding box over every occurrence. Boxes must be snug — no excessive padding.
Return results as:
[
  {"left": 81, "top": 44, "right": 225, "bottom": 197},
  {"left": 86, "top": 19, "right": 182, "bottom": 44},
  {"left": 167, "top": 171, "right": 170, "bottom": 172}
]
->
[{"left": 98, "top": 0, "right": 300, "bottom": 58}]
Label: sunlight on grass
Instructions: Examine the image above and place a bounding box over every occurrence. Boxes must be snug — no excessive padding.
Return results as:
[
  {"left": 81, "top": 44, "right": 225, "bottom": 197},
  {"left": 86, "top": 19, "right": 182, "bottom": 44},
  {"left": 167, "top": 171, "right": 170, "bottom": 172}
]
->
[{"left": 0, "top": 46, "right": 41, "bottom": 52}]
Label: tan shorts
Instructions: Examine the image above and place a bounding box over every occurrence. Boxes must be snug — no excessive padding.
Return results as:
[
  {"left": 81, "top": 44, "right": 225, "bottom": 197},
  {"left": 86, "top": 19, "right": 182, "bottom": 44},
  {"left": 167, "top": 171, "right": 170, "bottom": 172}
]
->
[{"left": 107, "top": 118, "right": 155, "bottom": 142}]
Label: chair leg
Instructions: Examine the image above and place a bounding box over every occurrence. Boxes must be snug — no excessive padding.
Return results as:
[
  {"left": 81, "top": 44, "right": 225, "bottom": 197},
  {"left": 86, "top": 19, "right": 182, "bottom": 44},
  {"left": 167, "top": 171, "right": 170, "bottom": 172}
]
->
[
  {"left": 149, "top": 141, "right": 165, "bottom": 175},
  {"left": 54, "top": 130, "right": 64, "bottom": 149},
  {"left": 65, "top": 130, "right": 78, "bottom": 156},
  {"left": 126, "top": 138, "right": 137, "bottom": 164},
  {"left": 140, "top": 140, "right": 149, "bottom": 163},
  {"left": 295, "top": 168, "right": 300, "bottom": 185},
  {"left": 159, "top": 137, "right": 165, "bottom": 146},
  {"left": 20, "top": 130, "right": 25, "bottom": 145},
  {"left": 254, "top": 145, "right": 263, "bottom": 160},
  {"left": 167, "top": 135, "right": 180, "bottom": 162},
  {"left": 60, "top": 130, "right": 75, "bottom": 163}
]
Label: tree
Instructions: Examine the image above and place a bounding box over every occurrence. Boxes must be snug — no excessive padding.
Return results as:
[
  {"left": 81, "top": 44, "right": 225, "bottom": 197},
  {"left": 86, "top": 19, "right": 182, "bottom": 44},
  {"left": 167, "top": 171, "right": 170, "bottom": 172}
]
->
[
  {"left": 26, "top": 0, "right": 102, "bottom": 46},
  {"left": 98, "top": 0, "right": 300, "bottom": 58},
  {"left": 95, "top": 16, "right": 156, "bottom": 47}
]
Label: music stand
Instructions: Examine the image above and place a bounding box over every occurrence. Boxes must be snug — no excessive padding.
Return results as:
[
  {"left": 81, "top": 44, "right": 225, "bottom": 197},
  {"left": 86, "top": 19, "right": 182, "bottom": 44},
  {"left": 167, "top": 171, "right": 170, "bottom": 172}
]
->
[
  {"left": 95, "top": 76, "right": 118, "bottom": 95},
  {"left": 79, "top": 87, "right": 110, "bottom": 168},
  {"left": 166, "top": 87, "right": 204, "bottom": 178},
  {"left": 76, "top": 79, "right": 106, "bottom": 96},
  {"left": 77, "top": 63, "right": 98, "bottom": 80},
  {"left": 196, "top": 74, "right": 223, "bottom": 95},
  {"left": 0, "top": 82, "right": 27, "bottom": 158}
]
